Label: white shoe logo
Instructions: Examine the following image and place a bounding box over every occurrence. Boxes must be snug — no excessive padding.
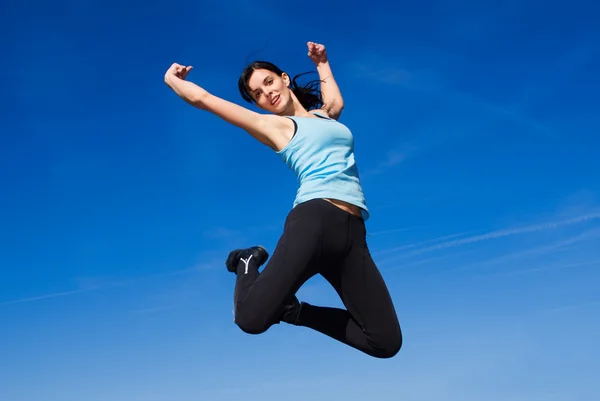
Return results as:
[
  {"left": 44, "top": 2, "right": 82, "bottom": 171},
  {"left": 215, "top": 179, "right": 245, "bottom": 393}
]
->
[{"left": 240, "top": 255, "right": 253, "bottom": 274}]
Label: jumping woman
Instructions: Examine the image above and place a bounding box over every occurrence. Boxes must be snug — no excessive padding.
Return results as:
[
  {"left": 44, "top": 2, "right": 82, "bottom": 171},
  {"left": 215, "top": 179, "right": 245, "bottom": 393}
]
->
[{"left": 164, "top": 42, "right": 402, "bottom": 358}]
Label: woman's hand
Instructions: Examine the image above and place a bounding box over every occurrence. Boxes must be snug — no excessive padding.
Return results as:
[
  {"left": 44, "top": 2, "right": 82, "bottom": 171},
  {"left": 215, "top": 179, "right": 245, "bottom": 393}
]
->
[
  {"left": 164, "top": 63, "right": 193, "bottom": 86},
  {"left": 163, "top": 62, "right": 208, "bottom": 106},
  {"left": 307, "top": 42, "right": 328, "bottom": 65}
]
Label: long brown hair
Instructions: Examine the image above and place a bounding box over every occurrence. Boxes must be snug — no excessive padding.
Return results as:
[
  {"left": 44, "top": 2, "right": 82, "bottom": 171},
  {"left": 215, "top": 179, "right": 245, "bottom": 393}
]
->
[{"left": 238, "top": 61, "right": 324, "bottom": 111}]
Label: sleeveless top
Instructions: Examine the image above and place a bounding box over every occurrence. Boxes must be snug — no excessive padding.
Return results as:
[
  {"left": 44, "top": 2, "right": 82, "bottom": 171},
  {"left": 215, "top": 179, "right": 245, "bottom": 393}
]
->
[{"left": 276, "top": 112, "right": 369, "bottom": 220}]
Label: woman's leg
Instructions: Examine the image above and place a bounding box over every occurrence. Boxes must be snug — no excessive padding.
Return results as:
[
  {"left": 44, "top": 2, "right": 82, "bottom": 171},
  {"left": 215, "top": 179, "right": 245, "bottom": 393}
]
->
[
  {"left": 297, "top": 256, "right": 402, "bottom": 358},
  {"left": 226, "top": 200, "right": 324, "bottom": 334},
  {"left": 226, "top": 198, "right": 401, "bottom": 358},
  {"left": 290, "top": 204, "right": 402, "bottom": 358}
]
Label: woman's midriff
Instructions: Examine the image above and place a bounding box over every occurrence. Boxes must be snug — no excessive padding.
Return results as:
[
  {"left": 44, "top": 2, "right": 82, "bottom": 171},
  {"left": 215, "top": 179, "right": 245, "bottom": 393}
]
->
[{"left": 324, "top": 198, "right": 362, "bottom": 218}]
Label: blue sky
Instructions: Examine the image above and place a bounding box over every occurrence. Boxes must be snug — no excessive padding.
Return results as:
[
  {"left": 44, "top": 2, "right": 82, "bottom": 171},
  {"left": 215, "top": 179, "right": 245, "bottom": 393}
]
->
[{"left": 1, "top": 0, "right": 599, "bottom": 399}]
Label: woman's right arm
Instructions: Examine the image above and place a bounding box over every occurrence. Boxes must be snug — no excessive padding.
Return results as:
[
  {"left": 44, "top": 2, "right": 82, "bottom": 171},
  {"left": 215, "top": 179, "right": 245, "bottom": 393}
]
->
[{"left": 164, "top": 63, "right": 288, "bottom": 149}]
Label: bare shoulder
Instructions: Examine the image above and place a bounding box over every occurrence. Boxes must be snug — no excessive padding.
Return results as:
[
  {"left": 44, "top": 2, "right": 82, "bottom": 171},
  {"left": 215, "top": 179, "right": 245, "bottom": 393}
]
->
[{"left": 261, "top": 114, "right": 297, "bottom": 151}]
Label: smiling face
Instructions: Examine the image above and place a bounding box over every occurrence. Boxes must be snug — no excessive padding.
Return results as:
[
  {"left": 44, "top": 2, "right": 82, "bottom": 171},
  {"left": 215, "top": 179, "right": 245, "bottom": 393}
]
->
[
  {"left": 245, "top": 68, "right": 292, "bottom": 113},
  {"left": 237, "top": 61, "right": 296, "bottom": 115}
]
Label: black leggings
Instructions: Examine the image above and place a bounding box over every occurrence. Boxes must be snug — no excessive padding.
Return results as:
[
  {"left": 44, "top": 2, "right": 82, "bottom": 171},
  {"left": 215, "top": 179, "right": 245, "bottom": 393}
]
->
[{"left": 232, "top": 198, "right": 402, "bottom": 359}]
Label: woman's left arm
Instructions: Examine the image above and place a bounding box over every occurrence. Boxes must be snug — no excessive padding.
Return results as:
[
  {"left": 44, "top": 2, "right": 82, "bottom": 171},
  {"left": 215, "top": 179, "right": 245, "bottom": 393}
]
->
[{"left": 308, "top": 42, "right": 344, "bottom": 120}]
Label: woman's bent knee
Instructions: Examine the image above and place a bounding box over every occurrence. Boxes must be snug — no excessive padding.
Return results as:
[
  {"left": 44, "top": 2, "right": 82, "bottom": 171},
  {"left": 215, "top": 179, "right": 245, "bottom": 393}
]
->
[
  {"left": 376, "top": 336, "right": 402, "bottom": 359},
  {"left": 234, "top": 311, "right": 272, "bottom": 335},
  {"left": 370, "top": 327, "right": 403, "bottom": 359}
]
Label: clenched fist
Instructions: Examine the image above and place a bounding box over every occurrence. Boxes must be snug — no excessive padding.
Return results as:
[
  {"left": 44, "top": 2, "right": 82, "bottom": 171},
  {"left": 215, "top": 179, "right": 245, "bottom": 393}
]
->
[
  {"left": 164, "top": 62, "right": 193, "bottom": 84},
  {"left": 307, "top": 42, "right": 328, "bottom": 65}
]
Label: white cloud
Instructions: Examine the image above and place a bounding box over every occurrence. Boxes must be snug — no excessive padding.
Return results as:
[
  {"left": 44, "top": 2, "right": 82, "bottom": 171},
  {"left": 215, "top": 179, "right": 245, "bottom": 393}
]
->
[
  {"left": 402, "top": 212, "right": 600, "bottom": 257},
  {"left": 0, "top": 266, "right": 197, "bottom": 307}
]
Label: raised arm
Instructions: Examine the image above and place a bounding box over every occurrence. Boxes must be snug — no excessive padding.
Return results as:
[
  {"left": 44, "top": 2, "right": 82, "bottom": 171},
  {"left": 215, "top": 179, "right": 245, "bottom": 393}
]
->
[
  {"left": 307, "top": 42, "right": 344, "bottom": 120},
  {"left": 164, "top": 63, "right": 290, "bottom": 150}
]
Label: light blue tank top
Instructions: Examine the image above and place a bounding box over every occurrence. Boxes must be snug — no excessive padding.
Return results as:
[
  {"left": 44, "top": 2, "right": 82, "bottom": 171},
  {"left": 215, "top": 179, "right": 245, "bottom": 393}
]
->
[{"left": 276, "top": 112, "right": 369, "bottom": 220}]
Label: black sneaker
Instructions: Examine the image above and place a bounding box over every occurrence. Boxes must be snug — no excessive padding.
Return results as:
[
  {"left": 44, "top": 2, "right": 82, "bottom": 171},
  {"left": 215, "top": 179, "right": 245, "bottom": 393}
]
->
[{"left": 225, "top": 245, "right": 269, "bottom": 273}]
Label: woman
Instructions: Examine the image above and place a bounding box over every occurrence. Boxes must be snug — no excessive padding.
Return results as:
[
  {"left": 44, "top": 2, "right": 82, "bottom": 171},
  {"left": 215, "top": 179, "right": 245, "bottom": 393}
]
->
[{"left": 164, "top": 42, "right": 402, "bottom": 359}]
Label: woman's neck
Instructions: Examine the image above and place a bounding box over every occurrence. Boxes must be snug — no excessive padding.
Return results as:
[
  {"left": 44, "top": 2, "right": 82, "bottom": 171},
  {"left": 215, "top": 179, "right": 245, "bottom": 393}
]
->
[{"left": 279, "top": 93, "right": 312, "bottom": 117}]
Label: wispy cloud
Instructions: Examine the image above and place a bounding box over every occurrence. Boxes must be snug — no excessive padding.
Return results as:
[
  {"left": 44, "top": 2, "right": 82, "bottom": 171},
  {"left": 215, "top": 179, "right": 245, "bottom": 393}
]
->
[
  {"left": 352, "top": 62, "right": 412, "bottom": 86},
  {"left": 380, "top": 250, "right": 479, "bottom": 272},
  {"left": 480, "top": 259, "right": 600, "bottom": 278},
  {"left": 0, "top": 288, "right": 100, "bottom": 306},
  {"left": 541, "top": 299, "right": 600, "bottom": 316},
  {"left": 0, "top": 266, "right": 197, "bottom": 307},
  {"left": 368, "top": 225, "right": 428, "bottom": 236},
  {"left": 374, "top": 231, "right": 475, "bottom": 256},
  {"left": 350, "top": 51, "right": 555, "bottom": 139},
  {"left": 362, "top": 143, "right": 418, "bottom": 176},
  {"left": 444, "top": 87, "right": 554, "bottom": 137},
  {"left": 371, "top": 210, "right": 600, "bottom": 277},
  {"left": 442, "top": 228, "right": 600, "bottom": 278},
  {"left": 350, "top": 61, "right": 554, "bottom": 177},
  {"left": 399, "top": 212, "right": 600, "bottom": 257},
  {"left": 474, "top": 228, "right": 600, "bottom": 267}
]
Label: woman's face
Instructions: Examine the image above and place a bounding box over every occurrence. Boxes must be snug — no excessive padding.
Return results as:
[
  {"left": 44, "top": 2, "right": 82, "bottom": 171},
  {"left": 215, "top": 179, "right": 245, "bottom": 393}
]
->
[{"left": 246, "top": 68, "right": 291, "bottom": 113}]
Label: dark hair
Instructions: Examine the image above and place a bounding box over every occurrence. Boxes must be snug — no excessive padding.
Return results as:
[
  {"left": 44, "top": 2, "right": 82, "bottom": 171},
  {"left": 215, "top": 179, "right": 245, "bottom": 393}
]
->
[{"left": 238, "top": 61, "right": 324, "bottom": 111}]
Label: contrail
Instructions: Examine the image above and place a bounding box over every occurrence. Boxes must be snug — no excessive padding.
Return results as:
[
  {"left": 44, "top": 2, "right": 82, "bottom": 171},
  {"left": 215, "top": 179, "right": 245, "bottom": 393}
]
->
[
  {"left": 404, "top": 212, "right": 600, "bottom": 256},
  {"left": 0, "top": 266, "right": 199, "bottom": 307},
  {"left": 0, "top": 288, "right": 99, "bottom": 306}
]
